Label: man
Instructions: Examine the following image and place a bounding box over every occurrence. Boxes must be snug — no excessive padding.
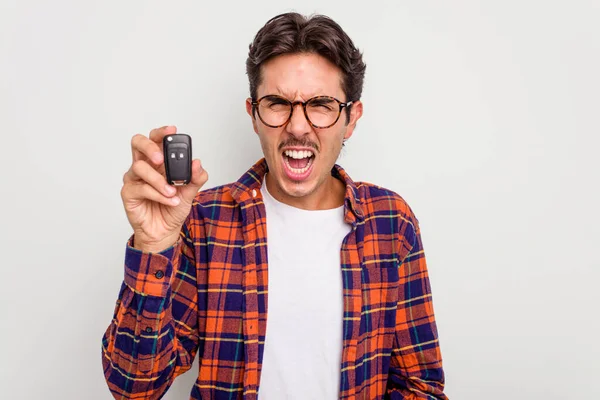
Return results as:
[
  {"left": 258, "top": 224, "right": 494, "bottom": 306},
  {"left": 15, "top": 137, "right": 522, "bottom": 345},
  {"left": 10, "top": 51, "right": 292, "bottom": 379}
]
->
[{"left": 102, "top": 12, "right": 447, "bottom": 400}]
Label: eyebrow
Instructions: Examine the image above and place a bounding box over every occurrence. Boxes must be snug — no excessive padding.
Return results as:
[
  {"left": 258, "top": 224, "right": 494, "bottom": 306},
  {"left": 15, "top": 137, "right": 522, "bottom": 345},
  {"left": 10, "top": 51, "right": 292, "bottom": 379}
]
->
[{"left": 274, "top": 87, "right": 327, "bottom": 100}]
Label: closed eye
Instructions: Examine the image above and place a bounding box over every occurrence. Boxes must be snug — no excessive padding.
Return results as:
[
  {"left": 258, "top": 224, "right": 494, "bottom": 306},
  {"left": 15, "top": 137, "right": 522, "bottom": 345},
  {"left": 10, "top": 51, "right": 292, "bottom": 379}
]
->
[
  {"left": 308, "top": 99, "right": 336, "bottom": 111},
  {"left": 263, "top": 96, "right": 290, "bottom": 107}
]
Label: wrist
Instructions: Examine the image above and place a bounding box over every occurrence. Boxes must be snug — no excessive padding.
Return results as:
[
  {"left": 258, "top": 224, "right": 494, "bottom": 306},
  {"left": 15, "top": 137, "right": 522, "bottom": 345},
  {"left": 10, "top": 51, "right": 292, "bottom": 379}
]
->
[{"left": 132, "top": 232, "right": 180, "bottom": 253}]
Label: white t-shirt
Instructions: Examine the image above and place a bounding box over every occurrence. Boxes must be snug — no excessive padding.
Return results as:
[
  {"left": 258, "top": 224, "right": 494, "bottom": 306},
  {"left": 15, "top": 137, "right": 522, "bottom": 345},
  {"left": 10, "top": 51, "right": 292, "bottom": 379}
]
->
[{"left": 258, "top": 176, "right": 352, "bottom": 400}]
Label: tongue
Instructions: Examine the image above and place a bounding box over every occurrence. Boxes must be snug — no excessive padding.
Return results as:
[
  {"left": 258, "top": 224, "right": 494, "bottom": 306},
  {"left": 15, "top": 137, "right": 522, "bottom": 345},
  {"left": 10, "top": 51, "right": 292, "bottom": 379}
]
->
[{"left": 287, "top": 156, "right": 310, "bottom": 169}]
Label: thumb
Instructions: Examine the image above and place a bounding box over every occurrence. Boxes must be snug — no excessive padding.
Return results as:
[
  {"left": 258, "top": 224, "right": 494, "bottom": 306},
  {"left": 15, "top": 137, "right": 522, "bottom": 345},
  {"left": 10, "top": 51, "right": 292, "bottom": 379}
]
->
[{"left": 179, "top": 159, "right": 208, "bottom": 204}]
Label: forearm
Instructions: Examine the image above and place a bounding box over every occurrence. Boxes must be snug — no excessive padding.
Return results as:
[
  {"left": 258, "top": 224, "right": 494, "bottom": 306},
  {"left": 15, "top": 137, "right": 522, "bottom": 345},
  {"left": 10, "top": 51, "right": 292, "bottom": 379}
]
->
[
  {"left": 102, "top": 285, "right": 179, "bottom": 398},
  {"left": 101, "top": 235, "right": 198, "bottom": 399},
  {"left": 387, "top": 216, "right": 447, "bottom": 399}
]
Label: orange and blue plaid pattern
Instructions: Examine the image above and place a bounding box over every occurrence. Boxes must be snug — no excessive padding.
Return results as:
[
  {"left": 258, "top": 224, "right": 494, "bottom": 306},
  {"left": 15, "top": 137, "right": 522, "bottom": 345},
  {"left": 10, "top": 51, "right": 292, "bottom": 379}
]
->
[{"left": 101, "top": 158, "right": 447, "bottom": 399}]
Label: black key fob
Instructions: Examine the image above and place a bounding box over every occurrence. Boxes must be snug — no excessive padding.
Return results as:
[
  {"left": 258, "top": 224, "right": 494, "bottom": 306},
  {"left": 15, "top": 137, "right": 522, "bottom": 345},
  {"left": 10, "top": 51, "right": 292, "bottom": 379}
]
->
[{"left": 163, "top": 133, "right": 192, "bottom": 186}]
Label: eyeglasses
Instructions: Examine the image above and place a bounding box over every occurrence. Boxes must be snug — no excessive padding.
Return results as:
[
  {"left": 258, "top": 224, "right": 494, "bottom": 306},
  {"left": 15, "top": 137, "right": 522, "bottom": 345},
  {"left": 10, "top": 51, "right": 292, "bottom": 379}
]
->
[{"left": 251, "top": 95, "right": 353, "bottom": 129}]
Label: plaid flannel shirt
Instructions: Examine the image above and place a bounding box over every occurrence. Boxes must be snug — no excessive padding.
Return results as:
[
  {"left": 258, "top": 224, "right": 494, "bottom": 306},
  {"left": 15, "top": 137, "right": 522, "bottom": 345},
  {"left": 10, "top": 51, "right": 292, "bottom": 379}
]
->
[{"left": 101, "top": 158, "right": 447, "bottom": 399}]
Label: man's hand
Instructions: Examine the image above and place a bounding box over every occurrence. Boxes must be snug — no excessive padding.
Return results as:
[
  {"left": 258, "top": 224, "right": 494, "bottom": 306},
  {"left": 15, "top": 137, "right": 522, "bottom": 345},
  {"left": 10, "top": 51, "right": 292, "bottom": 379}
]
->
[{"left": 121, "top": 126, "right": 208, "bottom": 253}]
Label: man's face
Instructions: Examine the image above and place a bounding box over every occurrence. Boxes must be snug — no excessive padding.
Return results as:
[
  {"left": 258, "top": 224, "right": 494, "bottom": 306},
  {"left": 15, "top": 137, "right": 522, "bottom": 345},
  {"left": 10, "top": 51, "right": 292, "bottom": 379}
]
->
[{"left": 245, "top": 53, "right": 363, "bottom": 208}]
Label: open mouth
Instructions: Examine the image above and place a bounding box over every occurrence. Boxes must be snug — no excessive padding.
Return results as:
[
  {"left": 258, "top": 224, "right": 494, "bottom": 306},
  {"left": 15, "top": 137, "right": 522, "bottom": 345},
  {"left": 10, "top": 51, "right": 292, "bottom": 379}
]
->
[{"left": 281, "top": 149, "right": 315, "bottom": 180}]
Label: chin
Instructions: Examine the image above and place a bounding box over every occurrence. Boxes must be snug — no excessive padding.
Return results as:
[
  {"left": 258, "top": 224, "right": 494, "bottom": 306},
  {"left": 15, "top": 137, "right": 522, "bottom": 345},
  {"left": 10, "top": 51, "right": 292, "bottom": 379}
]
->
[{"left": 276, "top": 171, "right": 317, "bottom": 198}]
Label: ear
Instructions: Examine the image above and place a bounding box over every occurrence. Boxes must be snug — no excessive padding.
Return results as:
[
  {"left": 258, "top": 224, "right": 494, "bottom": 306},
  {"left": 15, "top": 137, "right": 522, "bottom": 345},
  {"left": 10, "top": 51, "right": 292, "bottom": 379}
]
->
[
  {"left": 343, "top": 100, "right": 363, "bottom": 141},
  {"left": 246, "top": 98, "right": 259, "bottom": 134}
]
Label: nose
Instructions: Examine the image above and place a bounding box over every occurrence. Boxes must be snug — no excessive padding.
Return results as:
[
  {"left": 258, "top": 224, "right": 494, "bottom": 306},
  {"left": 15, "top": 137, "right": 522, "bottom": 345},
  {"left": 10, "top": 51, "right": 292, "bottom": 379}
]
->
[{"left": 285, "top": 103, "right": 311, "bottom": 137}]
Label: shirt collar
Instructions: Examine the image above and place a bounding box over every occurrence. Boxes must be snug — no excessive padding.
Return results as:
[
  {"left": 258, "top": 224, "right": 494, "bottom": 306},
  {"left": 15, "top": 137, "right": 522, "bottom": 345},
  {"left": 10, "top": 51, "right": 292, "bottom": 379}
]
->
[{"left": 230, "top": 158, "right": 364, "bottom": 223}]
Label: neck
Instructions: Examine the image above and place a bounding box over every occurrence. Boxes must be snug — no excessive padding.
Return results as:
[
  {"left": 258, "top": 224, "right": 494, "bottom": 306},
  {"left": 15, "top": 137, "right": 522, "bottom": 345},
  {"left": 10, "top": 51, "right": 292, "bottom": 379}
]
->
[{"left": 265, "top": 173, "right": 346, "bottom": 211}]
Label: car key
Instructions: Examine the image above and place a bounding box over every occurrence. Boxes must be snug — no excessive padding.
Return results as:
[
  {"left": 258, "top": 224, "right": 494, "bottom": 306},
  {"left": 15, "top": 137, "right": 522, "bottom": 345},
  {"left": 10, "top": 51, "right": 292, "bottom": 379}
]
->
[{"left": 163, "top": 133, "right": 192, "bottom": 186}]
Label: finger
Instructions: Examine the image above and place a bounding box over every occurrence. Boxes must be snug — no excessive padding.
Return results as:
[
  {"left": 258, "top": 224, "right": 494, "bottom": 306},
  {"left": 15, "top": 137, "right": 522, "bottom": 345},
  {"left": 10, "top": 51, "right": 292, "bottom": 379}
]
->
[
  {"left": 123, "top": 182, "right": 181, "bottom": 207},
  {"left": 131, "top": 134, "right": 164, "bottom": 165},
  {"left": 123, "top": 160, "right": 166, "bottom": 184},
  {"left": 149, "top": 125, "right": 177, "bottom": 144},
  {"left": 179, "top": 159, "right": 209, "bottom": 203},
  {"left": 125, "top": 160, "right": 178, "bottom": 198}
]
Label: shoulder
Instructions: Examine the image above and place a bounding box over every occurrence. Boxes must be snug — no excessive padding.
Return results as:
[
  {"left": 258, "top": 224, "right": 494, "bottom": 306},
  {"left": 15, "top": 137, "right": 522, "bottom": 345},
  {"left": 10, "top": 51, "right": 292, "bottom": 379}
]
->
[
  {"left": 355, "top": 181, "right": 421, "bottom": 245},
  {"left": 193, "top": 183, "right": 235, "bottom": 205},
  {"left": 355, "top": 181, "right": 418, "bottom": 223}
]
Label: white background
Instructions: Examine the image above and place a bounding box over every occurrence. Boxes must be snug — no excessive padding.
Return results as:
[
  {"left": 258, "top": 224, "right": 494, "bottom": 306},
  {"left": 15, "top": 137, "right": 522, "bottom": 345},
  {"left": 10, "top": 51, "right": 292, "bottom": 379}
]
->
[{"left": 1, "top": 0, "right": 599, "bottom": 399}]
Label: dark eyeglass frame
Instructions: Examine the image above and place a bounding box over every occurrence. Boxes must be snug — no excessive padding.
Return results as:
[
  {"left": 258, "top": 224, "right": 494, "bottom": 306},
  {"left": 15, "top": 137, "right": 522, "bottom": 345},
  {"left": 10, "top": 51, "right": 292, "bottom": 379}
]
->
[{"left": 251, "top": 95, "right": 354, "bottom": 129}]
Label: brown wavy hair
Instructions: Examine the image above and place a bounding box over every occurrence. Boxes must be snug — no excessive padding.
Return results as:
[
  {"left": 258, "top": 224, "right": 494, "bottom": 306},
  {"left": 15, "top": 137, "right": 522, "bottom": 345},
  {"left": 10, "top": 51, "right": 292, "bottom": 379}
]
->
[{"left": 246, "top": 12, "right": 366, "bottom": 124}]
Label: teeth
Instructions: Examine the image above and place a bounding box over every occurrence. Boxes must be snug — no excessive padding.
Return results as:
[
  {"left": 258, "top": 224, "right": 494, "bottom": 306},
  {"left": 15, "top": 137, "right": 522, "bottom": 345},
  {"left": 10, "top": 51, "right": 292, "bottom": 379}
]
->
[
  {"left": 284, "top": 156, "right": 314, "bottom": 174},
  {"left": 284, "top": 149, "right": 314, "bottom": 159}
]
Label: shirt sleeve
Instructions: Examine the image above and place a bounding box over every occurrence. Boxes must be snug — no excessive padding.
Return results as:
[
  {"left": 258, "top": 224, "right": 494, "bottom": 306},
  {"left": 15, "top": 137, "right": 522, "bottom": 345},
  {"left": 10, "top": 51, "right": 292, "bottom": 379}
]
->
[
  {"left": 101, "top": 214, "right": 200, "bottom": 399},
  {"left": 386, "top": 214, "right": 448, "bottom": 399}
]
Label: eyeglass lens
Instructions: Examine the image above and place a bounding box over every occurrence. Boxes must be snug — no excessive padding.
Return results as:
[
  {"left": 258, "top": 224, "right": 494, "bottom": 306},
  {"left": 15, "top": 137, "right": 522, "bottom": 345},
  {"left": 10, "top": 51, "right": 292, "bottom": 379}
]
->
[{"left": 257, "top": 96, "right": 341, "bottom": 127}]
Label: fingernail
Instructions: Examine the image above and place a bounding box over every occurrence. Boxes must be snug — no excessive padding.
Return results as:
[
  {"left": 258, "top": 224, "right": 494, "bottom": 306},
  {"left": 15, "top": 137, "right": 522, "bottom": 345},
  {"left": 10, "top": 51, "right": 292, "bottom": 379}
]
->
[
  {"left": 165, "top": 185, "right": 176, "bottom": 195},
  {"left": 171, "top": 196, "right": 180, "bottom": 205},
  {"left": 153, "top": 153, "right": 163, "bottom": 163}
]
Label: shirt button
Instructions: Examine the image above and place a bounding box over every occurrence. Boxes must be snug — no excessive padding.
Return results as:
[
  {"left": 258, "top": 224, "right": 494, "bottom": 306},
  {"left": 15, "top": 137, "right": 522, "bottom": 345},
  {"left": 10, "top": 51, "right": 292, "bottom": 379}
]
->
[
  {"left": 145, "top": 327, "right": 152, "bottom": 333},
  {"left": 252, "top": 189, "right": 257, "bottom": 198},
  {"left": 155, "top": 270, "right": 164, "bottom": 279}
]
